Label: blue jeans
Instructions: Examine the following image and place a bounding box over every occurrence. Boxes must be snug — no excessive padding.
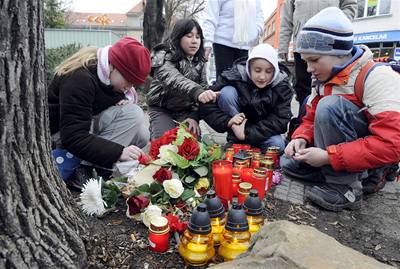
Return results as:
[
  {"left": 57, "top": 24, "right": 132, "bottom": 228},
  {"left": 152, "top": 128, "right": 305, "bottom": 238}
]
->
[
  {"left": 281, "top": 95, "right": 370, "bottom": 186},
  {"left": 218, "top": 85, "right": 285, "bottom": 152}
]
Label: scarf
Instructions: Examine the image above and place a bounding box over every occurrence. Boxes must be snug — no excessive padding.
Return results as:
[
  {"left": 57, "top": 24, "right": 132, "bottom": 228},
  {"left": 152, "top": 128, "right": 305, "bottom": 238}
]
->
[
  {"left": 97, "top": 46, "right": 138, "bottom": 103},
  {"left": 233, "top": 0, "right": 258, "bottom": 45}
]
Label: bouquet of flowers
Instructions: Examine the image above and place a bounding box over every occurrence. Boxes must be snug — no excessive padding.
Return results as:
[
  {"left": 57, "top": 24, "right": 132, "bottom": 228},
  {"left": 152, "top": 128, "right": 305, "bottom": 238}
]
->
[{"left": 126, "top": 124, "right": 222, "bottom": 219}]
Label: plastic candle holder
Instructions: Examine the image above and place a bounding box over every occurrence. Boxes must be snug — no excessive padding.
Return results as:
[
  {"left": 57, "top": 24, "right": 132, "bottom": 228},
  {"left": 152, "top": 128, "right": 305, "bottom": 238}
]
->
[
  {"left": 212, "top": 160, "right": 233, "bottom": 202},
  {"left": 148, "top": 216, "right": 170, "bottom": 253}
]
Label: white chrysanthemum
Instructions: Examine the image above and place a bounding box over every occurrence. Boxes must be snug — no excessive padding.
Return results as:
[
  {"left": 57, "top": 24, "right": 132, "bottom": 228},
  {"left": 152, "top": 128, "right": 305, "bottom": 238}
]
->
[
  {"left": 158, "top": 144, "right": 178, "bottom": 165},
  {"left": 163, "top": 178, "right": 184, "bottom": 199},
  {"left": 79, "top": 178, "right": 107, "bottom": 216},
  {"left": 141, "top": 204, "right": 162, "bottom": 227}
]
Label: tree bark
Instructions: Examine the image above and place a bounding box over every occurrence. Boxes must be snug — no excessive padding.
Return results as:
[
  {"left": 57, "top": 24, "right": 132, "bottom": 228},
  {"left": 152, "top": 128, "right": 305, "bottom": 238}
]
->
[
  {"left": 0, "top": 1, "right": 87, "bottom": 268},
  {"left": 143, "top": 0, "right": 166, "bottom": 50}
]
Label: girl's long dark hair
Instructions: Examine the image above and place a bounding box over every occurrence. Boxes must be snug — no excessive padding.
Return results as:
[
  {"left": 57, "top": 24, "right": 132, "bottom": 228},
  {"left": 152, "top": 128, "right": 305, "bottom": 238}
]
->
[{"left": 166, "top": 18, "right": 205, "bottom": 63}]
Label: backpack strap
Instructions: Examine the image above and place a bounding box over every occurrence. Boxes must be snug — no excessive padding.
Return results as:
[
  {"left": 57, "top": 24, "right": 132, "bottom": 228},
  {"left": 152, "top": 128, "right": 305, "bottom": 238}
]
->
[{"left": 354, "top": 61, "right": 377, "bottom": 102}]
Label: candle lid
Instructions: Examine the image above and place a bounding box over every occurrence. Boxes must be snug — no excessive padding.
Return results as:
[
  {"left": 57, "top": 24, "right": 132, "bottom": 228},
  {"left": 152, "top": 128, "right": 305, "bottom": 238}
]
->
[
  {"left": 243, "top": 189, "right": 264, "bottom": 216},
  {"left": 267, "top": 146, "right": 280, "bottom": 153},
  {"left": 149, "top": 216, "right": 170, "bottom": 234},
  {"left": 204, "top": 190, "right": 225, "bottom": 218},
  {"left": 225, "top": 203, "right": 249, "bottom": 232},
  {"left": 234, "top": 150, "right": 252, "bottom": 160},
  {"left": 239, "top": 182, "right": 252, "bottom": 191},
  {"left": 189, "top": 203, "right": 211, "bottom": 235}
]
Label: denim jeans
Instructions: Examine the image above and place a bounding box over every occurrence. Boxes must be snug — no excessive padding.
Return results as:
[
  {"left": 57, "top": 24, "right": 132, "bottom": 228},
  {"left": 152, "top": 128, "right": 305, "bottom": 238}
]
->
[
  {"left": 218, "top": 85, "right": 285, "bottom": 152},
  {"left": 281, "top": 95, "right": 371, "bottom": 186}
]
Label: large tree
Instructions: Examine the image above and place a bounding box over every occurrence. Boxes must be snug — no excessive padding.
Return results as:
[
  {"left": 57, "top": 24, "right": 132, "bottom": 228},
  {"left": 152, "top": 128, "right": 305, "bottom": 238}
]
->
[
  {"left": 143, "top": 0, "right": 166, "bottom": 50},
  {"left": 44, "top": 0, "right": 67, "bottom": 28},
  {"left": 0, "top": 1, "right": 86, "bottom": 268}
]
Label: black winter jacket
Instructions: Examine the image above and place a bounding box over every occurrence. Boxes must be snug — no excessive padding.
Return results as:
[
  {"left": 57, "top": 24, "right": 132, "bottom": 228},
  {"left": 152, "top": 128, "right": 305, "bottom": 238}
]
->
[
  {"left": 48, "top": 63, "right": 125, "bottom": 168},
  {"left": 200, "top": 60, "right": 293, "bottom": 145},
  {"left": 146, "top": 44, "right": 208, "bottom": 120}
]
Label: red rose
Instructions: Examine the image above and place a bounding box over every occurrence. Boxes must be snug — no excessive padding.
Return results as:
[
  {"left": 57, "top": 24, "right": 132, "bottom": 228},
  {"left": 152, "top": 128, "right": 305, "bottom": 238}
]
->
[
  {"left": 138, "top": 153, "right": 152, "bottom": 165},
  {"left": 165, "top": 213, "right": 188, "bottom": 233},
  {"left": 126, "top": 195, "right": 149, "bottom": 217},
  {"left": 152, "top": 167, "right": 172, "bottom": 184},
  {"left": 149, "top": 139, "right": 162, "bottom": 160},
  {"left": 159, "top": 127, "right": 179, "bottom": 145},
  {"left": 178, "top": 138, "right": 200, "bottom": 161}
]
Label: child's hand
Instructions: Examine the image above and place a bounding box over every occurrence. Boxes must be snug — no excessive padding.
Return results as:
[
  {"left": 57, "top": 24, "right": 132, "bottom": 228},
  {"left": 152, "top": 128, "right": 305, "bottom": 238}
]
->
[
  {"left": 284, "top": 138, "right": 307, "bottom": 157},
  {"left": 228, "top": 113, "right": 246, "bottom": 127},
  {"left": 116, "top": 99, "right": 131, "bottom": 106},
  {"left": 183, "top": 118, "right": 201, "bottom": 137},
  {"left": 198, "top": 90, "right": 218, "bottom": 103},
  {"left": 293, "top": 147, "right": 330, "bottom": 167},
  {"left": 231, "top": 119, "right": 247, "bottom": 141},
  {"left": 119, "top": 145, "right": 144, "bottom": 161}
]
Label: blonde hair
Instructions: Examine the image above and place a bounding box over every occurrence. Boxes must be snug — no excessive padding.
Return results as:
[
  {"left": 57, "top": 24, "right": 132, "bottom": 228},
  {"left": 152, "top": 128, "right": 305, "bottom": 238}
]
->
[{"left": 55, "top": 47, "right": 98, "bottom": 76}]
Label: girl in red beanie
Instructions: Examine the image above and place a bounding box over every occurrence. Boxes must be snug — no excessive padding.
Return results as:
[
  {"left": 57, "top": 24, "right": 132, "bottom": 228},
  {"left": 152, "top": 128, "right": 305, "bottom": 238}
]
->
[
  {"left": 48, "top": 37, "right": 151, "bottom": 188},
  {"left": 147, "top": 19, "right": 218, "bottom": 139}
]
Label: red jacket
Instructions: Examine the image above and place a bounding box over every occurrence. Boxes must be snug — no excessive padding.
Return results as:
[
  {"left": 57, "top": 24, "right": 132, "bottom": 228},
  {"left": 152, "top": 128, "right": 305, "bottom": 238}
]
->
[{"left": 292, "top": 45, "right": 400, "bottom": 172}]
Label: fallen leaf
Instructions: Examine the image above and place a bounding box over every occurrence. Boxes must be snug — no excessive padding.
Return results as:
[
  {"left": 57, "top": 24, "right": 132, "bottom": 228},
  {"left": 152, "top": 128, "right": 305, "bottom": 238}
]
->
[
  {"left": 375, "top": 244, "right": 382, "bottom": 251},
  {"left": 109, "top": 219, "right": 123, "bottom": 225},
  {"left": 130, "top": 234, "right": 136, "bottom": 242}
]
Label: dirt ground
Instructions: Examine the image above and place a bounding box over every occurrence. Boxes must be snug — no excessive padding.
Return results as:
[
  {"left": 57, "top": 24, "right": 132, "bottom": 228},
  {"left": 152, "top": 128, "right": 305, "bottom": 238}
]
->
[{"left": 77, "top": 182, "right": 400, "bottom": 269}]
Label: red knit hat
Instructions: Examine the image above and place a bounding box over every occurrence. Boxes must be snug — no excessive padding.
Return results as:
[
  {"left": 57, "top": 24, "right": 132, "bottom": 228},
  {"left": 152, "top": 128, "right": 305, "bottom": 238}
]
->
[{"left": 108, "top": 37, "right": 151, "bottom": 85}]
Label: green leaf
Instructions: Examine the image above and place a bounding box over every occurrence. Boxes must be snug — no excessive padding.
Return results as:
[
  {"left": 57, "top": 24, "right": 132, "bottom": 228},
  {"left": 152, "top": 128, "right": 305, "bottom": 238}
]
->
[
  {"left": 149, "top": 182, "right": 163, "bottom": 193},
  {"left": 162, "top": 191, "right": 170, "bottom": 202},
  {"left": 130, "top": 189, "right": 141, "bottom": 197},
  {"left": 102, "top": 188, "right": 119, "bottom": 208},
  {"left": 137, "top": 184, "right": 150, "bottom": 193},
  {"left": 193, "top": 166, "right": 208, "bottom": 177},
  {"left": 168, "top": 150, "right": 190, "bottom": 169},
  {"left": 184, "top": 176, "right": 196, "bottom": 184},
  {"left": 111, "top": 176, "right": 128, "bottom": 183},
  {"left": 181, "top": 189, "right": 195, "bottom": 201},
  {"left": 174, "top": 125, "right": 195, "bottom": 146}
]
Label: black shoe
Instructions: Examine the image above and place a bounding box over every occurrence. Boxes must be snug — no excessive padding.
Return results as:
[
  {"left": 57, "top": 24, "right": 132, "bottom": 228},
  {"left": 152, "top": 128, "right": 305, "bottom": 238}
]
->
[
  {"left": 306, "top": 184, "right": 362, "bottom": 212},
  {"left": 66, "top": 165, "right": 95, "bottom": 190},
  {"left": 362, "top": 164, "right": 399, "bottom": 194}
]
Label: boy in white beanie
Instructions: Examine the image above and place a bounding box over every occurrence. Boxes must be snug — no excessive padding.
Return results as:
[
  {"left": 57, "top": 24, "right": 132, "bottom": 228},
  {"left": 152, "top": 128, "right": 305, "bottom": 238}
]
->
[
  {"left": 200, "top": 43, "right": 293, "bottom": 152},
  {"left": 281, "top": 7, "right": 400, "bottom": 211}
]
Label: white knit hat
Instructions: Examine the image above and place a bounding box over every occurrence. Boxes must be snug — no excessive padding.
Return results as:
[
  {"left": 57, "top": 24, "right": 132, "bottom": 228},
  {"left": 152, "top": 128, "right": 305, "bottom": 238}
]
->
[
  {"left": 296, "top": 7, "right": 353, "bottom": 56},
  {"left": 246, "top": 43, "right": 279, "bottom": 85}
]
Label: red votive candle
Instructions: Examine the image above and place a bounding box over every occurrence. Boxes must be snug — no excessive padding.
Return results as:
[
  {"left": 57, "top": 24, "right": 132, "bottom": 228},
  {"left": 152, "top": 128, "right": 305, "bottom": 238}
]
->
[
  {"left": 212, "top": 160, "right": 233, "bottom": 202},
  {"left": 238, "top": 182, "right": 252, "bottom": 204},
  {"left": 265, "top": 146, "right": 281, "bottom": 169},
  {"left": 232, "top": 173, "right": 241, "bottom": 197},
  {"left": 149, "top": 216, "right": 170, "bottom": 253},
  {"left": 232, "top": 144, "right": 242, "bottom": 154},
  {"left": 241, "top": 168, "right": 254, "bottom": 185},
  {"left": 251, "top": 168, "right": 267, "bottom": 200},
  {"left": 225, "top": 148, "right": 234, "bottom": 162}
]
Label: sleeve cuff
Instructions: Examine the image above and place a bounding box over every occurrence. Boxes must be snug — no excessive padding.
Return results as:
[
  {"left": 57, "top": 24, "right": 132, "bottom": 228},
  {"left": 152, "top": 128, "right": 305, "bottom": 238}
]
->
[
  {"left": 327, "top": 145, "right": 346, "bottom": 171},
  {"left": 204, "top": 41, "right": 213, "bottom": 49}
]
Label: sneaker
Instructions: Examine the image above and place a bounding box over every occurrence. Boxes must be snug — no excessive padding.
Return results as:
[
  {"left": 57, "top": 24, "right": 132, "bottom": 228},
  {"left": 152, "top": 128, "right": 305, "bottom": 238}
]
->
[
  {"left": 362, "top": 164, "right": 399, "bottom": 194},
  {"left": 66, "top": 165, "right": 95, "bottom": 190},
  {"left": 306, "top": 183, "right": 362, "bottom": 212}
]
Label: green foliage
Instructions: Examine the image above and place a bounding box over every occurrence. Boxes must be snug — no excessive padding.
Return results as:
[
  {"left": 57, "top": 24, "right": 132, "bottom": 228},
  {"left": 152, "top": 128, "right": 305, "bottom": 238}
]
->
[
  {"left": 45, "top": 43, "right": 81, "bottom": 84},
  {"left": 44, "top": 0, "right": 67, "bottom": 28},
  {"left": 102, "top": 182, "right": 120, "bottom": 209}
]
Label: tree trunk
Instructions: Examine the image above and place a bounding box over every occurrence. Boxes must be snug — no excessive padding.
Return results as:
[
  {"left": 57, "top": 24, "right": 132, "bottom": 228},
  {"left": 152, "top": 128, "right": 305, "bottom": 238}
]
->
[
  {"left": 143, "top": 0, "right": 166, "bottom": 50},
  {"left": 0, "top": 1, "right": 87, "bottom": 268}
]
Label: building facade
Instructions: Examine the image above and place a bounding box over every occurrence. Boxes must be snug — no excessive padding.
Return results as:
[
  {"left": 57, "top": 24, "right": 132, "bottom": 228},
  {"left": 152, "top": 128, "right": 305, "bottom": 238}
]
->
[
  {"left": 353, "top": 0, "right": 400, "bottom": 60},
  {"left": 45, "top": 1, "right": 144, "bottom": 49}
]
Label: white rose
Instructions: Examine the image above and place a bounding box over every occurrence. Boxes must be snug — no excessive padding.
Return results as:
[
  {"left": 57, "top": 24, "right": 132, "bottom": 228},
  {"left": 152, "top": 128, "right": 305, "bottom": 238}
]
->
[
  {"left": 141, "top": 205, "right": 162, "bottom": 227},
  {"left": 158, "top": 144, "right": 178, "bottom": 165},
  {"left": 163, "top": 178, "right": 184, "bottom": 199}
]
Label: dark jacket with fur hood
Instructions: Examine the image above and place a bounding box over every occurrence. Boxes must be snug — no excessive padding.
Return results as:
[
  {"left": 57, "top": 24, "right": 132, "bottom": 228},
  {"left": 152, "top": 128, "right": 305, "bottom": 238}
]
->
[{"left": 200, "top": 59, "right": 293, "bottom": 145}]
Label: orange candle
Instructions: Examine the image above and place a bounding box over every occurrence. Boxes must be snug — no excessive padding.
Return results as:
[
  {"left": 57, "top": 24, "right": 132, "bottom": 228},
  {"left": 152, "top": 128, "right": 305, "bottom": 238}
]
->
[{"left": 212, "top": 160, "right": 233, "bottom": 202}]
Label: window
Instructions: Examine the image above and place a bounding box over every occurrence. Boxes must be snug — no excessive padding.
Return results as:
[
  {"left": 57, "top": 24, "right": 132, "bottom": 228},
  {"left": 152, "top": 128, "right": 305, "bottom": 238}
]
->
[
  {"left": 356, "top": 0, "right": 391, "bottom": 18},
  {"left": 271, "top": 21, "right": 275, "bottom": 32}
]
